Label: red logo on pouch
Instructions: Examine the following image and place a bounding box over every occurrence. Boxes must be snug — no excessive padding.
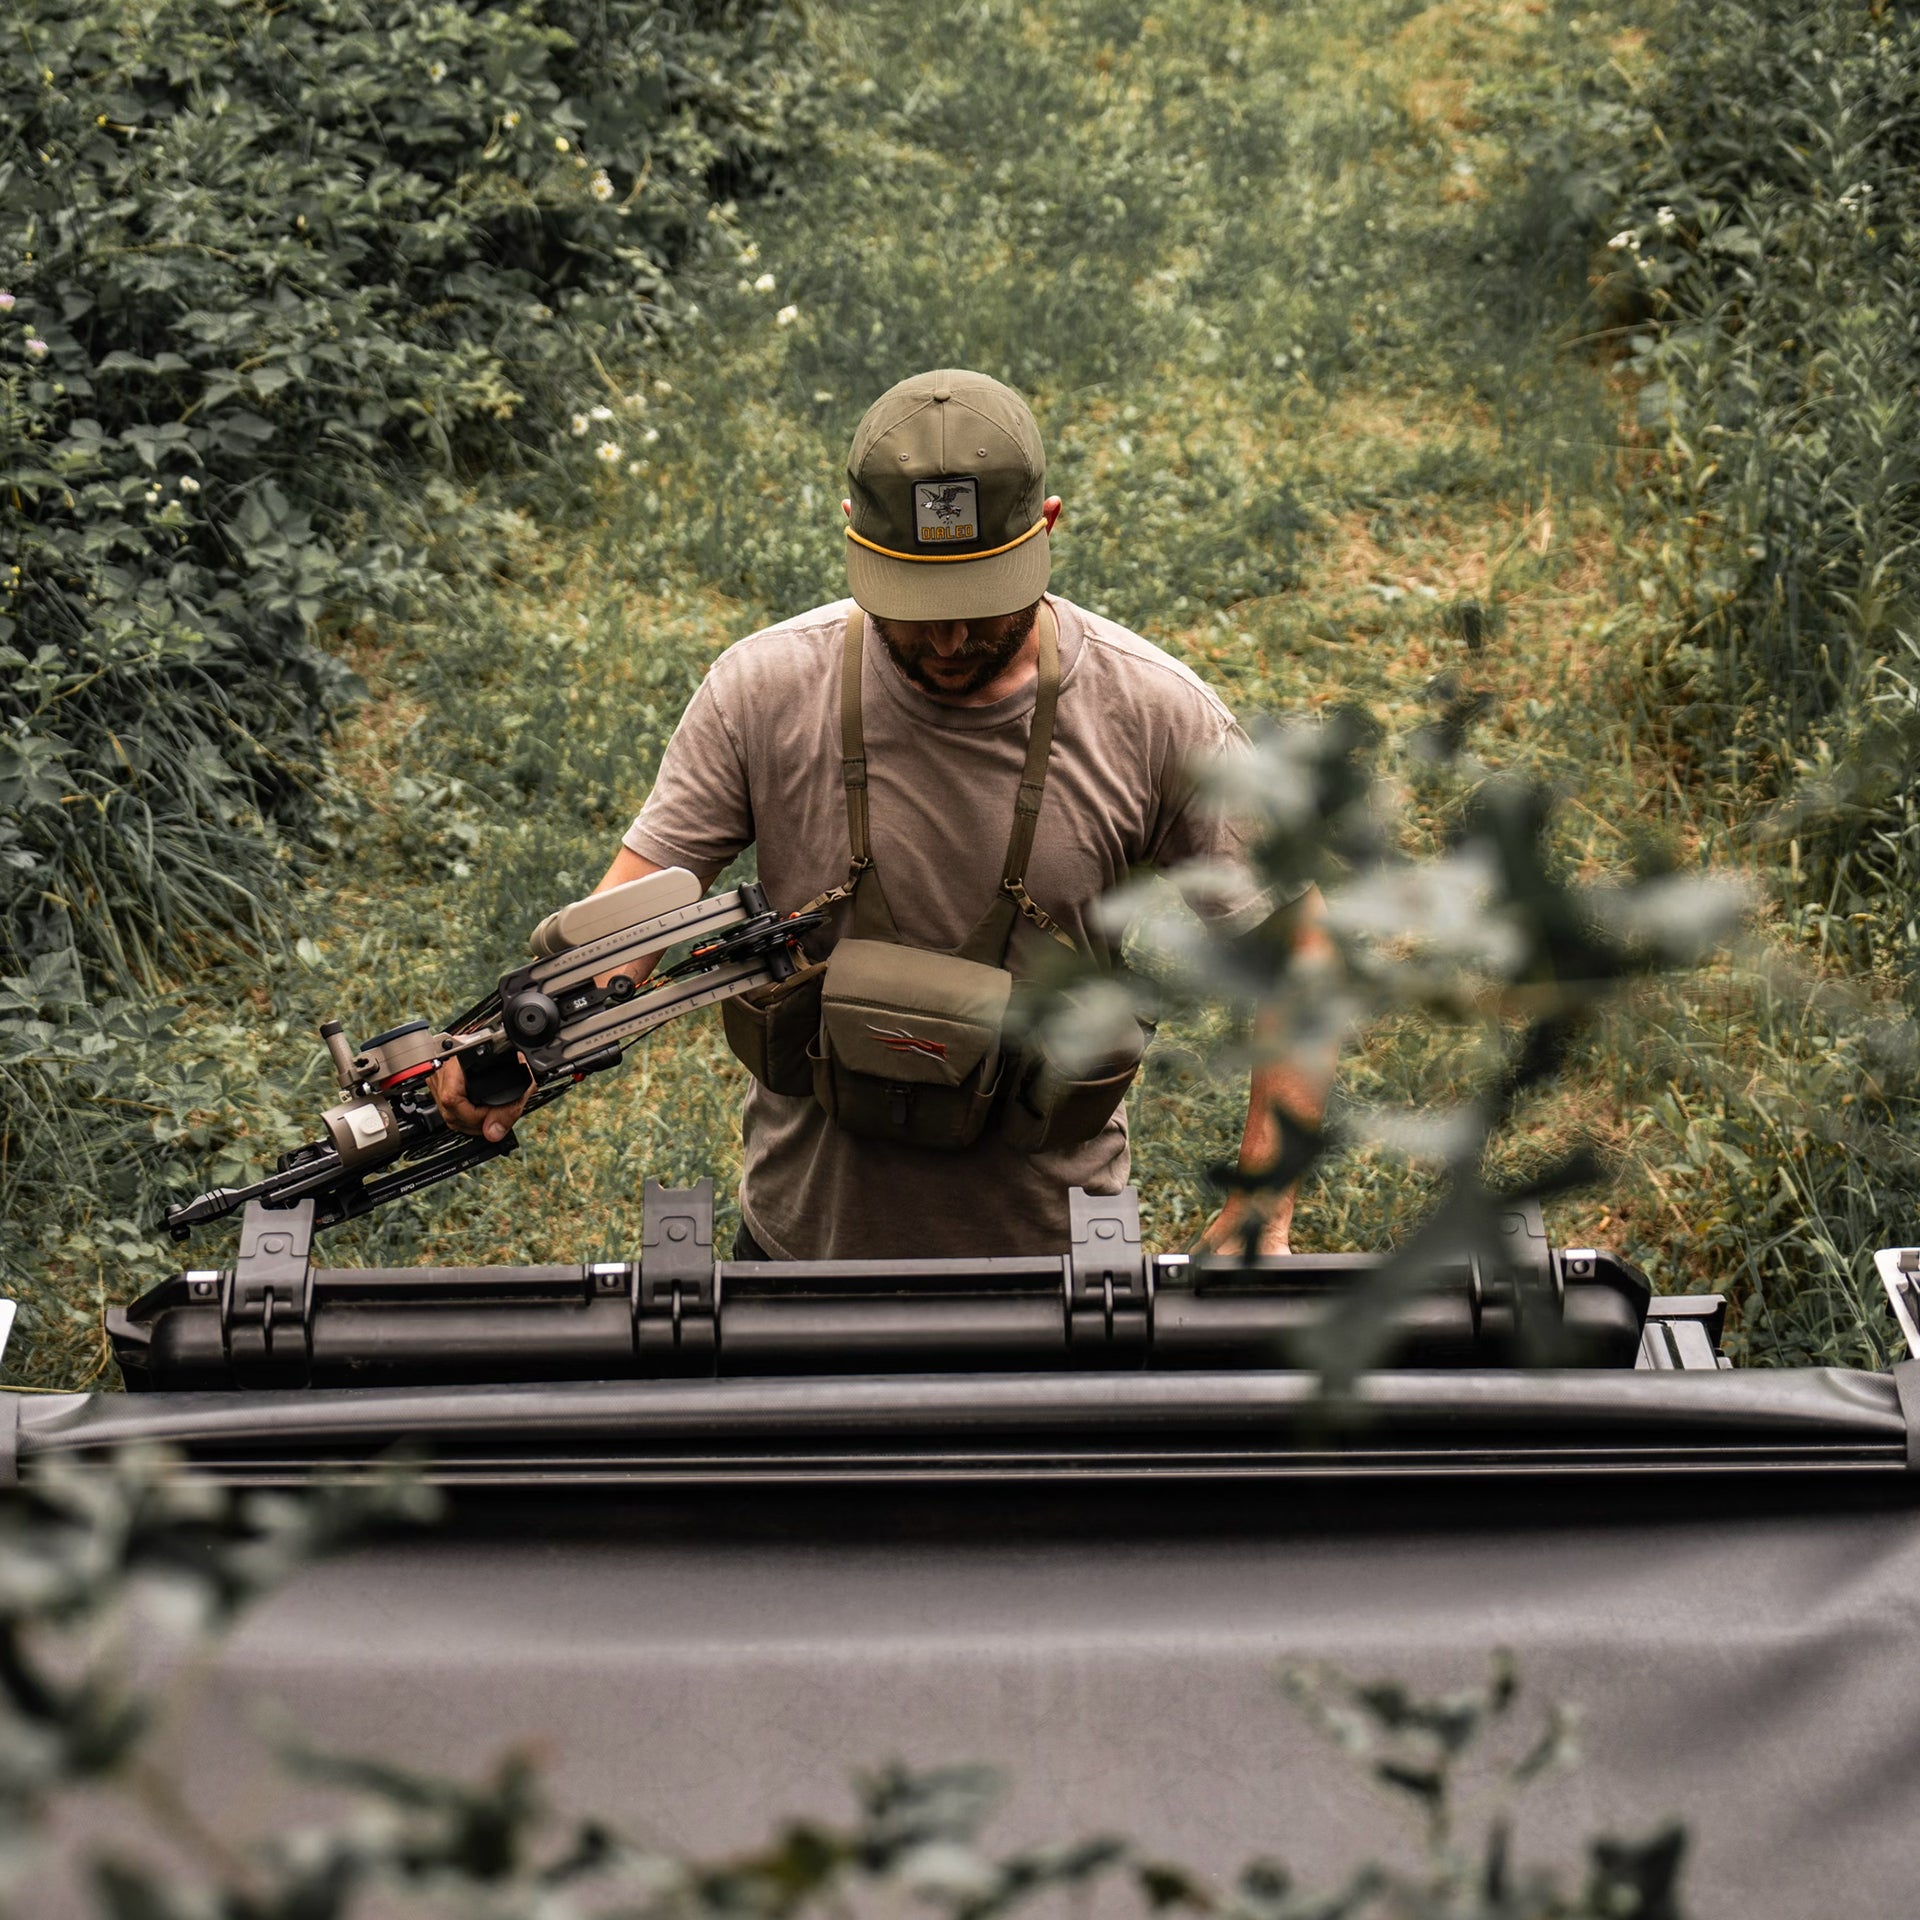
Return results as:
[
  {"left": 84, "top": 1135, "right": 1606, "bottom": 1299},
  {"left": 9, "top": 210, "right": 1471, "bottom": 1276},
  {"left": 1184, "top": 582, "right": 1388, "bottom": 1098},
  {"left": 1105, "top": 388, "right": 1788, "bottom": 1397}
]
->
[{"left": 869, "top": 1025, "right": 948, "bottom": 1060}]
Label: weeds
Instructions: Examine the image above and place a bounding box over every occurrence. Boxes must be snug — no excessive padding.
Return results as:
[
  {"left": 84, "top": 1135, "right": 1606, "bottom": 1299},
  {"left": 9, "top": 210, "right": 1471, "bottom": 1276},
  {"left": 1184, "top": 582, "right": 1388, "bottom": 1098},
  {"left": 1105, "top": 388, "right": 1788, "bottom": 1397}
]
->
[{"left": 1574, "top": 0, "right": 1920, "bottom": 1358}]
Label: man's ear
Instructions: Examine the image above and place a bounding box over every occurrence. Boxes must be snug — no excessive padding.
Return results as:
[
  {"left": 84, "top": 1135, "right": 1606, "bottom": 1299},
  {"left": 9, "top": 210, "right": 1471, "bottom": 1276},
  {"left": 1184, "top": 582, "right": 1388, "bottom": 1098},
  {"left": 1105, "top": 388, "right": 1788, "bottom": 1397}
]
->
[
  {"left": 1041, "top": 495, "right": 1063, "bottom": 531},
  {"left": 842, "top": 498, "right": 852, "bottom": 518}
]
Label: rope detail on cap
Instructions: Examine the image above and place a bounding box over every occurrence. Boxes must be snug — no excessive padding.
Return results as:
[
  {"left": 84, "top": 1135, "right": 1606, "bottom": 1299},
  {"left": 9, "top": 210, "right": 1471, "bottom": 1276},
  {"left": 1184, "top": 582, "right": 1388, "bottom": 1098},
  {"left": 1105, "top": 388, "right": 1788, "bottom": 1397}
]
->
[{"left": 845, "top": 515, "right": 1048, "bottom": 564}]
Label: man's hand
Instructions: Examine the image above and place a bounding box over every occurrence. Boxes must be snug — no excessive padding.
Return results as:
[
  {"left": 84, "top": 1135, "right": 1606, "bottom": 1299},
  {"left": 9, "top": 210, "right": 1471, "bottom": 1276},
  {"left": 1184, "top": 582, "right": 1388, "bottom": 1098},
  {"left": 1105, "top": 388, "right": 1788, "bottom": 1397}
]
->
[
  {"left": 1196, "top": 1193, "right": 1293, "bottom": 1257},
  {"left": 1193, "top": 886, "right": 1337, "bottom": 1259},
  {"left": 429, "top": 848, "right": 718, "bottom": 1148},
  {"left": 431, "top": 1050, "right": 533, "bottom": 1144}
]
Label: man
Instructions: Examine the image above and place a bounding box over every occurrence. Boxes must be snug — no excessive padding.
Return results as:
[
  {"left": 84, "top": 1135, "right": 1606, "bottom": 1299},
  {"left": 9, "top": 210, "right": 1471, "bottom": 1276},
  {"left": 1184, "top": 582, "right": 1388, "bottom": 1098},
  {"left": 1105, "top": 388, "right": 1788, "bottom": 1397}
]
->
[{"left": 437, "top": 369, "right": 1328, "bottom": 1258}]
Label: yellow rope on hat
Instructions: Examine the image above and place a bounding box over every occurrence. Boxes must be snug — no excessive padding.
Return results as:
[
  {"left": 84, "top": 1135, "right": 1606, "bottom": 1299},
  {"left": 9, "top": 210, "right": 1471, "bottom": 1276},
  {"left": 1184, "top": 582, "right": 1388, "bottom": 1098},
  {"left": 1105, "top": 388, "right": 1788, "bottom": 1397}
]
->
[{"left": 845, "top": 515, "right": 1048, "bottom": 564}]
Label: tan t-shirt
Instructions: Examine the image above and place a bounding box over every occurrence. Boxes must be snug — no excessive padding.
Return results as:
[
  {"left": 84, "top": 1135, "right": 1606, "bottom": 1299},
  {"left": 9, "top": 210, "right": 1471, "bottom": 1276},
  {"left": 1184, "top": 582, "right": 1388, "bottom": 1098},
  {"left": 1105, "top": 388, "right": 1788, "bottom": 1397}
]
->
[{"left": 625, "top": 593, "right": 1258, "bottom": 1258}]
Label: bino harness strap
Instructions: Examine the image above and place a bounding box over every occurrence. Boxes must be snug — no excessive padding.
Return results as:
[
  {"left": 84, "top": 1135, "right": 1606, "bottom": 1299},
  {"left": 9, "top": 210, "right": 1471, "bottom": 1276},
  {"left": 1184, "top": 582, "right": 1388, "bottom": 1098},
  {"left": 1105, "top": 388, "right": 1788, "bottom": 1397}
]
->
[
  {"left": 721, "top": 602, "right": 1142, "bottom": 1154},
  {"left": 835, "top": 601, "right": 1069, "bottom": 954}
]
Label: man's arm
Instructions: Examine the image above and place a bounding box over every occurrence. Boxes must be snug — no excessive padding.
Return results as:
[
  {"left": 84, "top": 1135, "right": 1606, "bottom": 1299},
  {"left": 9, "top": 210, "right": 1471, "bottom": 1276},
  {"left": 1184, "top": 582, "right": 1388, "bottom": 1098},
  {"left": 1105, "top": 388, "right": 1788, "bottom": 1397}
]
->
[
  {"left": 587, "top": 845, "right": 707, "bottom": 986},
  {"left": 431, "top": 846, "right": 718, "bottom": 1140},
  {"left": 1195, "top": 885, "right": 1338, "bottom": 1257}
]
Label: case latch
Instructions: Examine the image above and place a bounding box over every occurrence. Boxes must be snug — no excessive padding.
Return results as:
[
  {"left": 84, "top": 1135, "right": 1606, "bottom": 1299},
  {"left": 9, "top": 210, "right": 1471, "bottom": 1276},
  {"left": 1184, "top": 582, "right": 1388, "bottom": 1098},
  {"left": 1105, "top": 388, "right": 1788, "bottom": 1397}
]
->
[
  {"left": 1066, "top": 1185, "right": 1149, "bottom": 1361},
  {"left": 225, "top": 1198, "right": 316, "bottom": 1385},
  {"left": 639, "top": 1178, "right": 717, "bottom": 1374}
]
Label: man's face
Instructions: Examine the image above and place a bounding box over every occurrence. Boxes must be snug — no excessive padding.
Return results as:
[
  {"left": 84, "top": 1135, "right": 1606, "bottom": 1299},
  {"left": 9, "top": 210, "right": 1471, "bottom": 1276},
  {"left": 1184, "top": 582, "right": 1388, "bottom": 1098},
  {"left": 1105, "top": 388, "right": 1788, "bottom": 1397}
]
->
[{"left": 872, "top": 602, "right": 1040, "bottom": 699}]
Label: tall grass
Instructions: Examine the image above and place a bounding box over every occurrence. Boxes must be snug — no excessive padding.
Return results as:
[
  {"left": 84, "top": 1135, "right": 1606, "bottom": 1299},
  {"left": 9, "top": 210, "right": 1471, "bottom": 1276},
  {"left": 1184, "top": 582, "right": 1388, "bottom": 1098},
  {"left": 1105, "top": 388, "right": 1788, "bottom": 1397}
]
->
[
  {"left": 1607, "top": 3, "right": 1920, "bottom": 938},
  {"left": 1578, "top": 0, "right": 1920, "bottom": 1364}
]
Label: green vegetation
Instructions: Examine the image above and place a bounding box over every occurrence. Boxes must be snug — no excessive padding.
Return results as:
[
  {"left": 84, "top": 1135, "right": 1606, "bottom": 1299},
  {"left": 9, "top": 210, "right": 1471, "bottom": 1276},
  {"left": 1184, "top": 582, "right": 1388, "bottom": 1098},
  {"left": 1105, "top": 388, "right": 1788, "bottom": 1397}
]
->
[
  {"left": 3, "top": 0, "right": 813, "bottom": 981},
  {"left": 4, "top": 0, "right": 1917, "bottom": 1383},
  {"left": 1585, "top": 0, "right": 1920, "bottom": 1363},
  {"left": 0, "top": 0, "right": 815, "bottom": 1373}
]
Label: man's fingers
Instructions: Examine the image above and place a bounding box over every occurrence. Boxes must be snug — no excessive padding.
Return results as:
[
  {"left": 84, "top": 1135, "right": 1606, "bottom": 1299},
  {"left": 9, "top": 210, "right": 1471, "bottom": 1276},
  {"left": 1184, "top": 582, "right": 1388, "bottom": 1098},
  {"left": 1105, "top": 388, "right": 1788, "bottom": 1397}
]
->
[
  {"left": 1193, "top": 1205, "right": 1242, "bottom": 1255},
  {"left": 432, "top": 1053, "right": 530, "bottom": 1141},
  {"left": 1195, "top": 1199, "right": 1292, "bottom": 1259},
  {"left": 479, "top": 1088, "right": 533, "bottom": 1143}
]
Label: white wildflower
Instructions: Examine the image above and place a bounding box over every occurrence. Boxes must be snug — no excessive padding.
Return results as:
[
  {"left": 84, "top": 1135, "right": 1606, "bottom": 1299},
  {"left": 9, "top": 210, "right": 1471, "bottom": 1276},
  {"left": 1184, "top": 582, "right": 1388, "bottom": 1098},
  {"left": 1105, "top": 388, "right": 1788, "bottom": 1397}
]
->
[
  {"left": 570, "top": 412, "right": 590, "bottom": 436},
  {"left": 1606, "top": 230, "right": 1636, "bottom": 252},
  {"left": 428, "top": 60, "right": 447, "bottom": 83},
  {"left": 589, "top": 404, "right": 613, "bottom": 421},
  {"left": 1655, "top": 205, "right": 1676, "bottom": 230},
  {"left": 503, "top": 110, "right": 521, "bottom": 129},
  {"left": 24, "top": 338, "right": 48, "bottom": 358},
  {"left": 622, "top": 392, "right": 647, "bottom": 411},
  {"left": 554, "top": 135, "right": 569, "bottom": 153},
  {"left": 626, "top": 460, "right": 643, "bottom": 477},
  {"left": 740, "top": 241, "right": 760, "bottom": 263},
  {"left": 643, "top": 427, "right": 659, "bottom": 444},
  {"left": 590, "top": 168, "right": 613, "bottom": 201},
  {"left": 653, "top": 378, "right": 672, "bottom": 396},
  {"left": 775, "top": 304, "right": 799, "bottom": 327},
  {"left": 0, "top": 293, "right": 14, "bottom": 312},
  {"left": 811, "top": 389, "right": 834, "bottom": 403},
  {"left": 595, "top": 441, "right": 621, "bottom": 464},
  {"left": 178, "top": 474, "right": 201, "bottom": 494},
  {"left": 752, "top": 271, "right": 776, "bottom": 292}
]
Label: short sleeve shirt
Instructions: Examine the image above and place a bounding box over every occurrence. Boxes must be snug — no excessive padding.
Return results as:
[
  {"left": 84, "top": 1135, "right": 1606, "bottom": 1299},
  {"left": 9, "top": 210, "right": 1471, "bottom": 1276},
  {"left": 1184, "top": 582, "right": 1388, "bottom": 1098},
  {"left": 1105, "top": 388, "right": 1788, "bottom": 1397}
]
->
[{"left": 625, "top": 594, "right": 1259, "bottom": 1258}]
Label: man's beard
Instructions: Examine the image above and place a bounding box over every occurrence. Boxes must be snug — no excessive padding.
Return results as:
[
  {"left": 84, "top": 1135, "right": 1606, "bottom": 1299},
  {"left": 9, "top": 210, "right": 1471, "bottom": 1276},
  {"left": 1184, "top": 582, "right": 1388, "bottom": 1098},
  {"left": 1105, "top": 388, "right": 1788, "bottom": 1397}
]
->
[{"left": 874, "top": 602, "right": 1039, "bottom": 699}]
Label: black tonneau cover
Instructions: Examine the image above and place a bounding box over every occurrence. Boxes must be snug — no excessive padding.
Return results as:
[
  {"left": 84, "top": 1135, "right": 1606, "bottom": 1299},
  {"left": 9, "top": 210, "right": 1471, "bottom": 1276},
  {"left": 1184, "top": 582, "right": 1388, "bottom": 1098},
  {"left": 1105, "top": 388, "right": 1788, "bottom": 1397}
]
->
[
  {"left": 23, "top": 1371, "right": 1918, "bottom": 1920},
  {"left": 8, "top": 1365, "right": 1916, "bottom": 1488}
]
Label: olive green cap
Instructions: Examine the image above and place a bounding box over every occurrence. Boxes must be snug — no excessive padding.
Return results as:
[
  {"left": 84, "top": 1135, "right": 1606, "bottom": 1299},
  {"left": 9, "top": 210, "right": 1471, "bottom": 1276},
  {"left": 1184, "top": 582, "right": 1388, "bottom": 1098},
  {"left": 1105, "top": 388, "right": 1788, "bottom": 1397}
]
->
[{"left": 845, "top": 369, "right": 1050, "bottom": 621}]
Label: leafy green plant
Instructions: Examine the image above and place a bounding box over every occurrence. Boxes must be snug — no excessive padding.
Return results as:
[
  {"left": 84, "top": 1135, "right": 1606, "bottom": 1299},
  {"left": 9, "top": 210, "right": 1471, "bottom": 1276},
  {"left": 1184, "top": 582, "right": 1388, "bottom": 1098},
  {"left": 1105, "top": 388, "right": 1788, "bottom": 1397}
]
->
[
  {"left": 0, "top": 0, "right": 817, "bottom": 1359},
  {"left": 159, "top": 1664, "right": 1679, "bottom": 1920},
  {"left": 0, "top": 1448, "right": 437, "bottom": 1901},
  {"left": 1252, "top": 1657, "right": 1686, "bottom": 1920},
  {"left": 1536, "top": 0, "right": 1920, "bottom": 1360},
  {"left": 1082, "top": 702, "right": 1748, "bottom": 1383},
  {"left": 0, "top": 0, "right": 816, "bottom": 992}
]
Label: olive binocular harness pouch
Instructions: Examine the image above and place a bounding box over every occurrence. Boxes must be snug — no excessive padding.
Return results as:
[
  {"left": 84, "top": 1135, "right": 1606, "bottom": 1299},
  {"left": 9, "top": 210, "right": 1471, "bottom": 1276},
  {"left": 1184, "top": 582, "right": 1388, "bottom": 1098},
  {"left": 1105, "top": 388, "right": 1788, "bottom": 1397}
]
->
[{"left": 721, "top": 603, "right": 1144, "bottom": 1152}]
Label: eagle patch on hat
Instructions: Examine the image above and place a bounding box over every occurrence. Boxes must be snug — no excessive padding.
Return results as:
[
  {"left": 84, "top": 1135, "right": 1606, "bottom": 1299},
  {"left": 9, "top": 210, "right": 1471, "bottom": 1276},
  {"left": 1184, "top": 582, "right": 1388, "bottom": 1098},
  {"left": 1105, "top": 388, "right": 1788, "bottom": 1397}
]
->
[{"left": 914, "top": 477, "right": 979, "bottom": 544}]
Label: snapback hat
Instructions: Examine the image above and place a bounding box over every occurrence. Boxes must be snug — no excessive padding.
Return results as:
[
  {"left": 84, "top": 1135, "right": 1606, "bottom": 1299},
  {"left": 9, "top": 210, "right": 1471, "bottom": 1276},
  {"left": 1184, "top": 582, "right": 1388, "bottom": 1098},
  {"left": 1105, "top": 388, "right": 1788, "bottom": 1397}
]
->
[{"left": 845, "top": 369, "right": 1050, "bottom": 621}]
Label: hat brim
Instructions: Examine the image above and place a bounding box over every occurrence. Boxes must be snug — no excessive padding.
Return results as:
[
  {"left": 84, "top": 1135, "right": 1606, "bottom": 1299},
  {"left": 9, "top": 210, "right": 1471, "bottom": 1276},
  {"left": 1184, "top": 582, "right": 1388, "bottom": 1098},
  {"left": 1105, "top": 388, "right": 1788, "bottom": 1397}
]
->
[{"left": 846, "top": 527, "right": 1051, "bottom": 622}]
